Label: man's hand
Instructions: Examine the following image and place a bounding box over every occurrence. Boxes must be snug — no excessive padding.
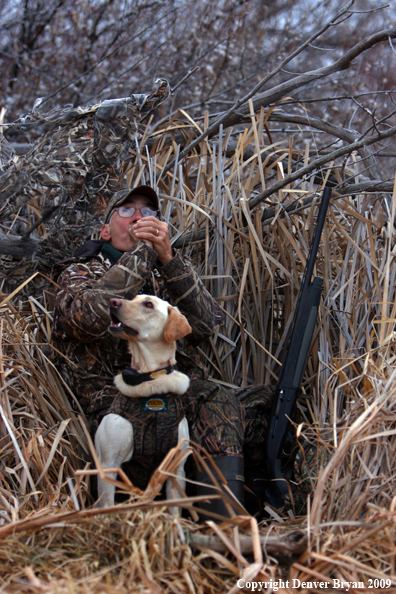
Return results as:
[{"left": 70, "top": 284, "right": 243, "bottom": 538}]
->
[{"left": 128, "top": 216, "right": 173, "bottom": 265}]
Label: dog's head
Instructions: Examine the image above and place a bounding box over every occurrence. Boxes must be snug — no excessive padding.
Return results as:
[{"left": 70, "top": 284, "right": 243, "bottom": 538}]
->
[{"left": 108, "top": 295, "right": 192, "bottom": 344}]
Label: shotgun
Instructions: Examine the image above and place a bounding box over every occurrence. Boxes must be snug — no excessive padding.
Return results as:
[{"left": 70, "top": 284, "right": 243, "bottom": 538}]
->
[{"left": 264, "top": 185, "right": 332, "bottom": 509}]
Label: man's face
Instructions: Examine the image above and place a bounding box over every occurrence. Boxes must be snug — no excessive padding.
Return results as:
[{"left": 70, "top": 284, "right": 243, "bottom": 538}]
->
[{"left": 100, "top": 195, "right": 157, "bottom": 252}]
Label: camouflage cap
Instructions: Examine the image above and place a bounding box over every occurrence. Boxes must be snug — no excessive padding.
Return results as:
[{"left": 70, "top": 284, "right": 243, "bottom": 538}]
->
[{"left": 103, "top": 185, "right": 160, "bottom": 224}]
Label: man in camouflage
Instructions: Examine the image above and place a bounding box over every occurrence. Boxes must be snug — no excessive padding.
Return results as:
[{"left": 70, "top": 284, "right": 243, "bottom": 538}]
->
[
  {"left": 51, "top": 79, "right": 274, "bottom": 516},
  {"left": 52, "top": 185, "right": 254, "bottom": 512}
]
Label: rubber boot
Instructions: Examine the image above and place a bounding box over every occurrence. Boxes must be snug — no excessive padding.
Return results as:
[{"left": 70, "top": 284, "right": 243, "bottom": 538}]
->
[{"left": 195, "top": 455, "right": 245, "bottom": 522}]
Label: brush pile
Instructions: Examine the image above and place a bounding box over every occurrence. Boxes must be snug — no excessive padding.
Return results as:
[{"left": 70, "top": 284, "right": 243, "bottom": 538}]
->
[{"left": 1, "top": 101, "right": 396, "bottom": 592}]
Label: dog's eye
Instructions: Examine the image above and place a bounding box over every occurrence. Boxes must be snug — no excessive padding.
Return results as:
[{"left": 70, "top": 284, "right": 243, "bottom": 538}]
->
[{"left": 144, "top": 301, "right": 154, "bottom": 309}]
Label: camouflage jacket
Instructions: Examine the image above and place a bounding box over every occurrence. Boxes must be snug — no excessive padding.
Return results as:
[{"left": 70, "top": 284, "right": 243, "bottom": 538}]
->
[{"left": 52, "top": 240, "right": 223, "bottom": 417}]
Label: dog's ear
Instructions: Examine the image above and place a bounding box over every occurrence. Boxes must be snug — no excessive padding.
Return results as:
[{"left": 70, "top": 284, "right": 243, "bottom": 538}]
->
[{"left": 163, "top": 306, "right": 192, "bottom": 342}]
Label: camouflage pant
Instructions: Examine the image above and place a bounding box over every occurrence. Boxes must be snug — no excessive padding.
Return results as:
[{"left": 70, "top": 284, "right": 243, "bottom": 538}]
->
[
  {"left": 234, "top": 384, "right": 274, "bottom": 464},
  {"left": 184, "top": 380, "right": 246, "bottom": 458}
]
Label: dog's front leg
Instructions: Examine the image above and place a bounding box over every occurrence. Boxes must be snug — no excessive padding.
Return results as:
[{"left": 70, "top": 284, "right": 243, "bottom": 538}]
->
[
  {"left": 166, "top": 417, "right": 190, "bottom": 516},
  {"left": 94, "top": 413, "right": 134, "bottom": 508}
]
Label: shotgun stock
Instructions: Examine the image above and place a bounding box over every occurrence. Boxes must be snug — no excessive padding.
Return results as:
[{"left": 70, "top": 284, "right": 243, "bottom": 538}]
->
[{"left": 264, "top": 186, "right": 332, "bottom": 509}]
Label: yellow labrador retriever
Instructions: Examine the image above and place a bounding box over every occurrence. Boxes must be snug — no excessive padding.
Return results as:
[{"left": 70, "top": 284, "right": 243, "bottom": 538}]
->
[{"left": 94, "top": 294, "right": 192, "bottom": 508}]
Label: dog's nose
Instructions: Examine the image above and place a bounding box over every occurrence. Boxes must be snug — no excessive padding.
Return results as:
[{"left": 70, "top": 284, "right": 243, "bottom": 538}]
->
[{"left": 109, "top": 298, "right": 122, "bottom": 310}]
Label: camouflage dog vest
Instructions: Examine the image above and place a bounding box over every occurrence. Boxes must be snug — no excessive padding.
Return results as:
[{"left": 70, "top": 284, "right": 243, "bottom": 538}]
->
[{"left": 110, "top": 391, "right": 186, "bottom": 490}]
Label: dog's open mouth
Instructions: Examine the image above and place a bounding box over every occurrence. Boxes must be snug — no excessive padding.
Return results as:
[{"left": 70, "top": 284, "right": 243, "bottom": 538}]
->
[{"left": 109, "top": 312, "right": 138, "bottom": 336}]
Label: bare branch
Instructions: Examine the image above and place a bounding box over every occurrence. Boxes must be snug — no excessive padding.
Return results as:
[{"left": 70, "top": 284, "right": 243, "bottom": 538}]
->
[
  {"left": 249, "top": 124, "right": 396, "bottom": 207},
  {"left": 219, "top": 26, "right": 396, "bottom": 132},
  {"left": 161, "top": 0, "right": 355, "bottom": 175},
  {"left": 37, "top": 9, "right": 175, "bottom": 109},
  {"left": 267, "top": 110, "right": 382, "bottom": 180},
  {"left": 0, "top": 235, "right": 39, "bottom": 259},
  {"left": 389, "top": 35, "right": 396, "bottom": 57}
]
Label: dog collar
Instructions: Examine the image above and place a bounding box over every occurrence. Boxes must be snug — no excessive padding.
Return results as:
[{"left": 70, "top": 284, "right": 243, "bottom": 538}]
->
[{"left": 121, "top": 365, "right": 175, "bottom": 386}]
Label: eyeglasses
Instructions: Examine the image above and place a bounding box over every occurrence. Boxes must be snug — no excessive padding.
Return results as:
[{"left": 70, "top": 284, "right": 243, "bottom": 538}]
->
[{"left": 112, "top": 205, "right": 158, "bottom": 219}]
